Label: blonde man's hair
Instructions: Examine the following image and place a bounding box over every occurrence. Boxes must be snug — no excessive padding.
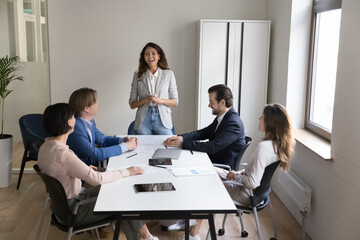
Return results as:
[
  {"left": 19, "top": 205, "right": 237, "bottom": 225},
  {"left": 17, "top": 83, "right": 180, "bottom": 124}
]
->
[{"left": 69, "top": 88, "right": 97, "bottom": 117}]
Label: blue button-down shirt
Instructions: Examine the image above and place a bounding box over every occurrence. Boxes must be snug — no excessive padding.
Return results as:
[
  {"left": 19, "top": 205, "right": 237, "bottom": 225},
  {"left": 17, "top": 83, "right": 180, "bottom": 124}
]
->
[{"left": 79, "top": 117, "right": 128, "bottom": 153}]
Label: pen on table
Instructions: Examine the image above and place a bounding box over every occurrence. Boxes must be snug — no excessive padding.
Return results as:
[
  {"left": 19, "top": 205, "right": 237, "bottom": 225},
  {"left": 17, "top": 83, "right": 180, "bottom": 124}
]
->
[
  {"left": 152, "top": 165, "right": 167, "bottom": 169},
  {"left": 190, "top": 150, "right": 194, "bottom": 155},
  {"left": 126, "top": 153, "right": 138, "bottom": 159}
]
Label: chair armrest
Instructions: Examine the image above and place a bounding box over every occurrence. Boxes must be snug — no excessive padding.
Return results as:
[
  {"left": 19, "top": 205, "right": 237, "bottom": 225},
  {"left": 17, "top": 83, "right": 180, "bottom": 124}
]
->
[
  {"left": 238, "top": 163, "right": 248, "bottom": 170},
  {"left": 73, "top": 196, "right": 97, "bottom": 215},
  {"left": 222, "top": 180, "right": 245, "bottom": 187},
  {"left": 213, "top": 163, "right": 232, "bottom": 171},
  {"left": 223, "top": 181, "right": 255, "bottom": 198},
  {"left": 249, "top": 189, "right": 254, "bottom": 197}
]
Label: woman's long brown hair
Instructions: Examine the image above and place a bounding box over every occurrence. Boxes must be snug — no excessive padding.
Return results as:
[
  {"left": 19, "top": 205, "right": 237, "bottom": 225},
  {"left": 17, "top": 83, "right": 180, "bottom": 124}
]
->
[
  {"left": 137, "top": 42, "right": 169, "bottom": 79},
  {"left": 263, "top": 103, "right": 295, "bottom": 171}
]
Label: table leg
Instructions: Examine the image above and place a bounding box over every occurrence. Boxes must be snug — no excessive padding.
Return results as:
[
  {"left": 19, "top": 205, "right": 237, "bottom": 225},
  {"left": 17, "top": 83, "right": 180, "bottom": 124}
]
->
[
  {"left": 208, "top": 214, "right": 217, "bottom": 240},
  {"left": 113, "top": 217, "right": 121, "bottom": 240},
  {"left": 185, "top": 218, "right": 190, "bottom": 240}
]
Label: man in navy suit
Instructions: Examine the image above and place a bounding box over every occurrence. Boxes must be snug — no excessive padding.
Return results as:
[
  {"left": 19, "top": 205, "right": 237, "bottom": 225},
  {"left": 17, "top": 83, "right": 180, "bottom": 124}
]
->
[
  {"left": 164, "top": 84, "right": 246, "bottom": 169},
  {"left": 67, "top": 87, "right": 138, "bottom": 166}
]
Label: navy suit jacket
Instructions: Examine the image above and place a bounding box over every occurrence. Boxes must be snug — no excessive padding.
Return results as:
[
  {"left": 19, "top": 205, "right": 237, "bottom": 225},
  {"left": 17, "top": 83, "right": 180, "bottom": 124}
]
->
[
  {"left": 181, "top": 107, "right": 246, "bottom": 169},
  {"left": 67, "top": 118, "right": 124, "bottom": 165}
]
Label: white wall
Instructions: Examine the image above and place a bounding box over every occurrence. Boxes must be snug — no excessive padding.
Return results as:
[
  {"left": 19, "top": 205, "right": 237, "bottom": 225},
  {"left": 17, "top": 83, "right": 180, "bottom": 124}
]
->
[
  {"left": 1, "top": 0, "right": 50, "bottom": 141},
  {"left": 6, "top": 62, "right": 50, "bottom": 141},
  {"left": 267, "top": 0, "right": 360, "bottom": 239},
  {"left": 266, "top": 0, "right": 291, "bottom": 105},
  {"left": 47, "top": 0, "right": 267, "bottom": 136},
  {"left": 285, "top": 0, "right": 311, "bottom": 127}
]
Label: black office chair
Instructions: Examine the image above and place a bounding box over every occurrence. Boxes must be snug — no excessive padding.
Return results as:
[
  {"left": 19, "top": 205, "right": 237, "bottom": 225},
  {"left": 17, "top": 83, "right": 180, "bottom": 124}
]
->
[
  {"left": 213, "top": 136, "right": 252, "bottom": 171},
  {"left": 17, "top": 114, "right": 49, "bottom": 190},
  {"left": 128, "top": 121, "right": 136, "bottom": 135},
  {"left": 217, "top": 160, "right": 280, "bottom": 240},
  {"left": 127, "top": 120, "right": 176, "bottom": 135},
  {"left": 33, "top": 164, "right": 115, "bottom": 240}
]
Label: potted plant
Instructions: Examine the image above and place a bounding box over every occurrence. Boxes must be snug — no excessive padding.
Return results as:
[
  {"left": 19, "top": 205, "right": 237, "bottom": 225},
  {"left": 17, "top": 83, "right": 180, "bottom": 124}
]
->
[{"left": 0, "top": 55, "right": 24, "bottom": 188}]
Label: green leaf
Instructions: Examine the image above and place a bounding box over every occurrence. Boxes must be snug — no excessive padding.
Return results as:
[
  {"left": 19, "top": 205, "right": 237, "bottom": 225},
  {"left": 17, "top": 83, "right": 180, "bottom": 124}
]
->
[{"left": 0, "top": 55, "right": 24, "bottom": 137}]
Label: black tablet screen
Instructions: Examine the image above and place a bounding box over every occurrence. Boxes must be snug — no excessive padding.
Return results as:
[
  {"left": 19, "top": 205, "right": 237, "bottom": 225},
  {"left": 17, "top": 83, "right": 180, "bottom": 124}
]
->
[{"left": 134, "top": 182, "right": 176, "bottom": 193}]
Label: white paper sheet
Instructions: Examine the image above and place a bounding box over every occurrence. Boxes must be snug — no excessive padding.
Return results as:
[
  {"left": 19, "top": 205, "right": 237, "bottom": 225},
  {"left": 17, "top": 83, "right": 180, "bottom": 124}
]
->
[
  {"left": 167, "top": 167, "right": 217, "bottom": 177},
  {"left": 134, "top": 146, "right": 154, "bottom": 153}
]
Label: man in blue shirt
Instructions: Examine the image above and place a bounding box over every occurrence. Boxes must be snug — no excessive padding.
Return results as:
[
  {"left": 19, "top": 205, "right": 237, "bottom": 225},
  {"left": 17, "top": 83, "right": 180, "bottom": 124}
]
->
[{"left": 67, "top": 87, "right": 137, "bottom": 166}]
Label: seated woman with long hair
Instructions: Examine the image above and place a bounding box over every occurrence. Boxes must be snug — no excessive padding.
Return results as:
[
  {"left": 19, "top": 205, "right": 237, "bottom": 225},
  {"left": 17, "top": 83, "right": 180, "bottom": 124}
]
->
[
  {"left": 38, "top": 103, "right": 159, "bottom": 240},
  {"left": 186, "top": 103, "right": 296, "bottom": 240}
]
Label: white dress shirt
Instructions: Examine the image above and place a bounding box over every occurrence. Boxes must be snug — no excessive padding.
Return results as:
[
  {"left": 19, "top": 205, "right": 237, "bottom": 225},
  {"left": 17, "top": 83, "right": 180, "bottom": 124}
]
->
[
  {"left": 146, "top": 69, "right": 159, "bottom": 106},
  {"left": 215, "top": 109, "right": 229, "bottom": 131}
]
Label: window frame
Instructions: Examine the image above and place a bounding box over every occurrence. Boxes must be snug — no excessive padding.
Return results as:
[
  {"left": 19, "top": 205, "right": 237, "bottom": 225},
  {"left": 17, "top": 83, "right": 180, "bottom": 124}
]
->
[
  {"left": 14, "top": 0, "right": 47, "bottom": 62},
  {"left": 305, "top": 0, "right": 342, "bottom": 141}
]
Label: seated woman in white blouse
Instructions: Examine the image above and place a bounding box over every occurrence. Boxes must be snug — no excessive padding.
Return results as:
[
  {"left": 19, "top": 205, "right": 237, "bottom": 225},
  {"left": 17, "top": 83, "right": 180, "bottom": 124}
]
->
[
  {"left": 186, "top": 103, "right": 296, "bottom": 240},
  {"left": 38, "top": 103, "right": 159, "bottom": 240}
]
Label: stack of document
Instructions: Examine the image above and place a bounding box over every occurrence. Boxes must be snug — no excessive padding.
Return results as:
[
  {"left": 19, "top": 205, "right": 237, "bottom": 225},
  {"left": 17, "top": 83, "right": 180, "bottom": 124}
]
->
[
  {"left": 133, "top": 136, "right": 167, "bottom": 153},
  {"left": 167, "top": 167, "right": 217, "bottom": 177},
  {"left": 132, "top": 135, "right": 178, "bottom": 153}
]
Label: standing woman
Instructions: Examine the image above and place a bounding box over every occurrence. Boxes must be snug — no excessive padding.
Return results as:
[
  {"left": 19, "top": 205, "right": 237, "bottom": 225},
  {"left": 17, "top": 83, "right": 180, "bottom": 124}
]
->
[{"left": 129, "top": 42, "right": 178, "bottom": 135}]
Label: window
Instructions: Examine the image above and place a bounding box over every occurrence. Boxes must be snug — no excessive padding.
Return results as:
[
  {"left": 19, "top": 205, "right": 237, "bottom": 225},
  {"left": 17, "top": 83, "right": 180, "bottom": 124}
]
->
[
  {"left": 306, "top": 0, "right": 342, "bottom": 140},
  {"left": 13, "top": 0, "right": 47, "bottom": 62}
]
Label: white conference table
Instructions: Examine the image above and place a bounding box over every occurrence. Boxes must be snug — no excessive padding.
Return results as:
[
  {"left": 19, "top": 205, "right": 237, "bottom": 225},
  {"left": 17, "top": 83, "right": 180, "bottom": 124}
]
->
[{"left": 94, "top": 135, "right": 236, "bottom": 240}]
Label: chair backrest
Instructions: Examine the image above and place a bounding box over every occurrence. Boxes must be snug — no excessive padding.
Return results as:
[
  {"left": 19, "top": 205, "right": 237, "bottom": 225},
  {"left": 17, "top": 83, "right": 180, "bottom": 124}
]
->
[
  {"left": 234, "top": 136, "right": 252, "bottom": 171},
  {"left": 34, "top": 164, "right": 74, "bottom": 226},
  {"left": 19, "top": 114, "right": 48, "bottom": 159},
  {"left": 127, "top": 120, "right": 176, "bottom": 135},
  {"left": 128, "top": 121, "right": 136, "bottom": 135},
  {"left": 251, "top": 160, "right": 281, "bottom": 207}
]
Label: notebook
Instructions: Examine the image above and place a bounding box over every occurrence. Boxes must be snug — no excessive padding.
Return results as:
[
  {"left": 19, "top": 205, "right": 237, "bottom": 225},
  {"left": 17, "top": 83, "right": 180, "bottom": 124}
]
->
[{"left": 152, "top": 148, "right": 182, "bottom": 159}]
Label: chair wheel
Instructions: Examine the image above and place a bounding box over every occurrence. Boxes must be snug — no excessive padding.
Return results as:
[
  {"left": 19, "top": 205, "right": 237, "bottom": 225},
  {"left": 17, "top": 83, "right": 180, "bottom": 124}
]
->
[
  {"left": 218, "top": 228, "right": 225, "bottom": 236},
  {"left": 241, "top": 231, "right": 248, "bottom": 237}
]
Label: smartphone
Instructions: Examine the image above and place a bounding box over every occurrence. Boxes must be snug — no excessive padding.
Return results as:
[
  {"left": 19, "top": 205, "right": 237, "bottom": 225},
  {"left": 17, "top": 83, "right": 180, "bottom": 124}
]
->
[
  {"left": 134, "top": 182, "right": 176, "bottom": 193},
  {"left": 149, "top": 158, "right": 172, "bottom": 166}
]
